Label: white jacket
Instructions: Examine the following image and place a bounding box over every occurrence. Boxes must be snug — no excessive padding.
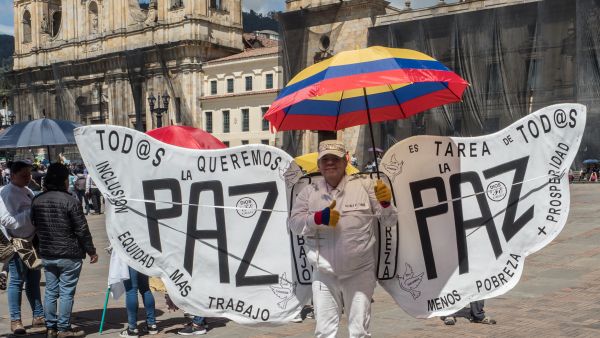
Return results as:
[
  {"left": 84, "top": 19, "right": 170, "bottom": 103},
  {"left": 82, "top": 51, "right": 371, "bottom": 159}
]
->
[
  {"left": 0, "top": 183, "right": 36, "bottom": 239},
  {"left": 289, "top": 175, "right": 397, "bottom": 278}
]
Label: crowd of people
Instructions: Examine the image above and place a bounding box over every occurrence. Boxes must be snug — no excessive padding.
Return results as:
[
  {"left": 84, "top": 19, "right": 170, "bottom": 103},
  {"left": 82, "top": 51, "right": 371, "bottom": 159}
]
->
[
  {"left": 0, "top": 160, "right": 97, "bottom": 337},
  {"left": 571, "top": 166, "right": 600, "bottom": 182},
  {"left": 0, "top": 159, "right": 227, "bottom": 337},
  {"left": 1, "top": 161, "right": 103, "bottom": 214}
]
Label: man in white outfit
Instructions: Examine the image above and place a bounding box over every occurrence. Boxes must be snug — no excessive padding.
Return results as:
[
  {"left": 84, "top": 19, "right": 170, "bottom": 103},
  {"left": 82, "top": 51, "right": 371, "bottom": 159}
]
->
[{"left": 289, "top": 140, "right": 397, "bottom": 338}]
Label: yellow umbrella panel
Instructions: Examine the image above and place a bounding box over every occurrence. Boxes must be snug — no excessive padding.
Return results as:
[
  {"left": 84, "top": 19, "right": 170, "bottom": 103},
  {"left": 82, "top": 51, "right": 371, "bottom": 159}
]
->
[{"left": 294, "top": 152, "right": 359, "bottom": 175}]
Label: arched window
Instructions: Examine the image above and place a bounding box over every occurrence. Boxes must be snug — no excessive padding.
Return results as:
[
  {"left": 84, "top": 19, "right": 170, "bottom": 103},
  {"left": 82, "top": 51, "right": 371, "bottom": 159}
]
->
[
  {"left": 89, "top": 1, "right": 99, "bottom": 34},
  {"left": 170, "top": 0, "right": 184, "bottom": 10},
  {"left": 51, "top": 10, "right": 61, "bottom": 37},
  {"left": 22, "top": 10, "right": 32, "bottom": 43},
  {"left": 210, "top": 0, "right": 222, "bottom": 10}
]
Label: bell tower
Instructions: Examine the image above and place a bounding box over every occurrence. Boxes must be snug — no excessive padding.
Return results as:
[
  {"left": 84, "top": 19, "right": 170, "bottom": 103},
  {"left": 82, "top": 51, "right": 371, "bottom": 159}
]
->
[
  {"left": 13, "top": 0, "right": 39, "bottom": 54},
  {"left": 13, "top": 0, "right": 63, "bottom": 55}
]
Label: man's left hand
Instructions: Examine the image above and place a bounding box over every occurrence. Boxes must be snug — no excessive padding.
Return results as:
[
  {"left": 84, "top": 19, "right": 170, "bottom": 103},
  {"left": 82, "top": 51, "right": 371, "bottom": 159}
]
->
[{"left": 374, "top": 179, "right": 391, "bottom": 207}]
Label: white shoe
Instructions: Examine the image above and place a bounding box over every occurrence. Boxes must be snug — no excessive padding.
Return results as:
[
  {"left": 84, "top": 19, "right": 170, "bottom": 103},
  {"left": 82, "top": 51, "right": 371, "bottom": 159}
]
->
[
  {"left": 177, "top": 323, "right": 207, "bottom": 335},
  {"left": 291, "top": 312, "right": 303, "bottom": 323},
  {"left": 119, "top": 328, "right": 139, "bottom": 338}
]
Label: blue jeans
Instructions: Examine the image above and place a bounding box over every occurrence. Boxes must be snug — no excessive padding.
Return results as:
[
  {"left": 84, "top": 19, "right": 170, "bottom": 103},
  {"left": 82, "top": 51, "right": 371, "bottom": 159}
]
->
[
  {"left": 124, "top": 267, "right": 156, "bottom": 329},
  {"left": 192, "top": 316, "right": 205, "bottom": 326},
  {"left": 43, "top": 258, "right": 83, "bottom": 331},
  {"left": 75, "top": 190, "right": 90, "bottom": 214},
  {"left": 8, "top": 254, "right": 44, "bottom": 321}
]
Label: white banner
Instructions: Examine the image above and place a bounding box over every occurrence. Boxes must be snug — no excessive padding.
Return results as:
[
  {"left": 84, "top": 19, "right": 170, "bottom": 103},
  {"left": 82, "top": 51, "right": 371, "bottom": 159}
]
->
[
  {"left": 378, "top": 103, "right": 586, "bottom": 318},
  {"left": 75, "top": 126, "right": 309, "bottom": 325}
]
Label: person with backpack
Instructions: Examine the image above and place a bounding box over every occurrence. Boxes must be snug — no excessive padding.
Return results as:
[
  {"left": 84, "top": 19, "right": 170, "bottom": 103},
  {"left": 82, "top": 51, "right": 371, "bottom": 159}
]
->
[{"left": 85, "top": 175, "right": 102, "bottom": 215}]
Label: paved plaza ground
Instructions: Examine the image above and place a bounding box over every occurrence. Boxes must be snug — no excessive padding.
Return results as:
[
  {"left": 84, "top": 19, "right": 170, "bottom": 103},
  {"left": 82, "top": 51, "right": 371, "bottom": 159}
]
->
[{"left": 1, "top": 184, "right": 599, "bottom": 337}]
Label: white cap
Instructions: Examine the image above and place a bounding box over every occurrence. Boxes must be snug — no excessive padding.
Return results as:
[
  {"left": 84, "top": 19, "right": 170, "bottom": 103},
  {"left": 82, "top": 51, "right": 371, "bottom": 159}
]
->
[{"left": 318, "top": 140, "right": 346, "bottom": 160}]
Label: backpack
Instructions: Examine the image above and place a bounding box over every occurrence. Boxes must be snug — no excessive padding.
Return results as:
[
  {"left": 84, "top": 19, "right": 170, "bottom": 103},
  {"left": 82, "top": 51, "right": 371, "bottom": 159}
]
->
[{"left": 75, "top": 174, "right": 87, "bottom": 191}]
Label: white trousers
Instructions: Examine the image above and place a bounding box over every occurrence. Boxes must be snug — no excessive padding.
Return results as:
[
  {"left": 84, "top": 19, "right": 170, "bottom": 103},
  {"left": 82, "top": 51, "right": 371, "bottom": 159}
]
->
[{"left": 312, "top": 269, "right": 376, "bottom": 338}]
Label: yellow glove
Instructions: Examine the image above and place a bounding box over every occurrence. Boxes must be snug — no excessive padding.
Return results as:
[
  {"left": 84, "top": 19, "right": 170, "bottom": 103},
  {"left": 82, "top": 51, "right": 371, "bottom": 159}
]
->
[
  {"left": 315, "top": 200, "right": 340, "bottom": 227},
  {"left": 328, "top": 200, "right": 340, "bottom": 227},
  {"left": 374, "top": 179, "right": 391, "bottom": 205}
]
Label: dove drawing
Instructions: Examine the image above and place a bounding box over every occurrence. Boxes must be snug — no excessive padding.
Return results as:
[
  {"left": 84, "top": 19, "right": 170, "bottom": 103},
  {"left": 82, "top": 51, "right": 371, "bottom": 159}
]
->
[
  {"left": 280, "top": 161, "right": 303, "bottom": 189},
  {"left": 397, "top": 263, "right": 424, "bottom": 300},
  {"left": 270, "top": 273, "right": 297, "bottom": 309},
  {"left": 382, "top": 155, "right": 404, "bottom": 181}
]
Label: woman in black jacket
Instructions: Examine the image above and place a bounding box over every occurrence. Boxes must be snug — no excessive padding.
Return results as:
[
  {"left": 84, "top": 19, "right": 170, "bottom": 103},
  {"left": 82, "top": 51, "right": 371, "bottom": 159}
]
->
[{"left": 31, "top": 163, "right": 98, "bottom": 338}]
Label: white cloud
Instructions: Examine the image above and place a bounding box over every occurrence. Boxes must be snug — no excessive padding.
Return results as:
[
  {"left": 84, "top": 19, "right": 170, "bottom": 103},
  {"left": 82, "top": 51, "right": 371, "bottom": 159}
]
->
[
  {"left": 0, "top": 24, "right": 13, "bottom": 36},
  {"left": 243, "top": 0, "right": 285, "bottom": 14}
]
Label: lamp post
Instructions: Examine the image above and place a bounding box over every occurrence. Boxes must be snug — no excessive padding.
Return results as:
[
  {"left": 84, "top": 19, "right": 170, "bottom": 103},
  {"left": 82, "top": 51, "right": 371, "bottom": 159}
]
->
[
  {"left": 148, "top": 92, "right": 170, "bottom": 129},
  {"left": 0, "top": 111, "right": 15, "bottom": 128}
]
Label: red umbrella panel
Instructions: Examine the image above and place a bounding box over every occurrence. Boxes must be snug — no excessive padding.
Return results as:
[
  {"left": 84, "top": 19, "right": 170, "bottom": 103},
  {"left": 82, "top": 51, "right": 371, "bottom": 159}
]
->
[{"left": 146, "top": 125, "right": 227, "bottom": 150}]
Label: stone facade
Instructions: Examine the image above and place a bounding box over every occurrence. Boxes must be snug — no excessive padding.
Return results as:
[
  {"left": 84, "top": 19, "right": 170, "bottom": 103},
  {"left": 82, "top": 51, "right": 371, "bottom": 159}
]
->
[{"left": 10, "top": 0, "right": 243, "bottom": 130}]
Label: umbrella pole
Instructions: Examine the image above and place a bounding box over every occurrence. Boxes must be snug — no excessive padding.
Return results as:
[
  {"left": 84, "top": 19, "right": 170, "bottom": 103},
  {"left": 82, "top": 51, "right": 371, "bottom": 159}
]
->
[
  {"left": 47, "top": 146, "right": 51, "bottom": 162},
  {"left": 363, "top": 88, "right": 380, "bottom": 179}
]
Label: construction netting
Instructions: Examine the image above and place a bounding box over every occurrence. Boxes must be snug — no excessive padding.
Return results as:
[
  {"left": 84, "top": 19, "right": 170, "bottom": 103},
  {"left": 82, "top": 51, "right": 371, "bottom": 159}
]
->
[
  {"left": 277, "top": 0, "right": 600, "bottom": 166},
  {"left": 367, "top": 0, "right": 600, "bottom": 166},
  {"left": 276, "top": 3, "right": 347, "bottom": 156}
]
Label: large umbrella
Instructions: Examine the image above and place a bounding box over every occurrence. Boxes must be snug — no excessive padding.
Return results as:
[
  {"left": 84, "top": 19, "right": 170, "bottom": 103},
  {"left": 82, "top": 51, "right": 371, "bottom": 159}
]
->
[
  {"left": 0, "top": 118, "right": 82, "bottom": 148},
  {"left": 583, "top": 159, "right": 599, "bottom": 165},
  {"left": 295, "top": 152, "right": 359, "bottom": 175},
  {"left": 265, "top": 46, "right": 468, "bottom": 174},
  {"left": 0, "top": 118, "right": 82, "bottom": 161},
  {"left": 146, "top": 125, "right": 227, "bottom": 149}
]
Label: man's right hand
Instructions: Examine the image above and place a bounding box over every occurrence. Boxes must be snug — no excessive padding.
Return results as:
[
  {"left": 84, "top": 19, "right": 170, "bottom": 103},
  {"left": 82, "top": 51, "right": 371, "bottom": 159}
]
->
[
  {"left": 314, "top": 200, "right": 340, "bottom": 227},
  {"left": 89, "top": 254, "right": 98, "bottom": 264}
]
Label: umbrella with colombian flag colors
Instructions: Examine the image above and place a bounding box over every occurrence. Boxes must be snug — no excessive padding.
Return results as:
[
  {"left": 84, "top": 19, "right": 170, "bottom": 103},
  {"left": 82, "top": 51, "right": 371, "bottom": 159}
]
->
[{"left": 264, "top": 46, "right": 469, "bottom": 174}]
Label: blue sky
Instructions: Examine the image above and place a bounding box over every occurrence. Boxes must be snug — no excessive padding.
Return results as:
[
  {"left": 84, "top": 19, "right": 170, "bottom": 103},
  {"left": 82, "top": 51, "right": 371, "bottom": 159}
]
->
[
  {"left": 0, "top": 0, "right": 453, "bottom": 36},
  {"left": 0, "top": 0, "right": 12, "bottom": 35}
]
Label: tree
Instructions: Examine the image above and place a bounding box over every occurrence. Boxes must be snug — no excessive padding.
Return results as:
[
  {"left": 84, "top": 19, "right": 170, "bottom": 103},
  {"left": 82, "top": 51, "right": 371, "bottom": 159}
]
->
[
  {"left": 242, "top": 10, "right": 279, "bottom": 33},
  {"left": 0, "top": 35, "right": 15, "bottom": 69}
]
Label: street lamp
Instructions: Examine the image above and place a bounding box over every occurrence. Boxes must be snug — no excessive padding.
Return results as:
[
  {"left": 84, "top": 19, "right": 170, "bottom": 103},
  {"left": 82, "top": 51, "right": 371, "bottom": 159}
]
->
[
  {"left": 0, "top": 111, "right": 15, "bottom": 128},
  {"left": 148, "top": 92, "right": 170, "bottom": 128}
]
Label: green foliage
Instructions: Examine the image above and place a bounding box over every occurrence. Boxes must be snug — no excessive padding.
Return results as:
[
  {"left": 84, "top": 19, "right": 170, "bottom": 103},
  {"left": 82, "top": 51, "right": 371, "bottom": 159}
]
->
[
  {"left": 0, "top": 34, "right": 14, "bottom": 70},
  {"left": 242, "top": 10, "right": 279, "bottom": 33}
]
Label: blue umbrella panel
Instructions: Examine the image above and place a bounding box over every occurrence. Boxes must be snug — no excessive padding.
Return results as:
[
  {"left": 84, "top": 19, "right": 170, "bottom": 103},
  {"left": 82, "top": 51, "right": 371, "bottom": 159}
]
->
[{"left": 0, "top": 118, "right": 82, "bottom": 149}]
